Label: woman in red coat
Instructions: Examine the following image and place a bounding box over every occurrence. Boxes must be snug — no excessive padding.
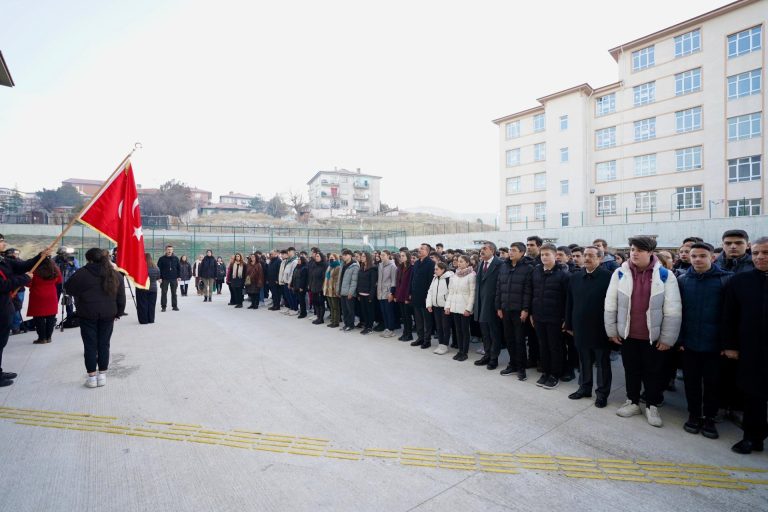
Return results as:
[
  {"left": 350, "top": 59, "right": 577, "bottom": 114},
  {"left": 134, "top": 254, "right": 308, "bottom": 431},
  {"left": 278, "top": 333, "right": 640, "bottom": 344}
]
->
[{"left": 27, "top": 257, "right": 62, "bottom": 344}]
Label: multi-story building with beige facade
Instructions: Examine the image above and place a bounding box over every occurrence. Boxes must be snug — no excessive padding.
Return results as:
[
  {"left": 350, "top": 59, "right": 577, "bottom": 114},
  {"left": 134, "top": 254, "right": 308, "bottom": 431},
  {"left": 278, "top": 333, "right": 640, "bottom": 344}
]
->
[
  {"left": 494, "top": 0, "right": 766, "bottom": 232},
  {"left": 307, "top": 168, "right": 382, "bottom": 218}
]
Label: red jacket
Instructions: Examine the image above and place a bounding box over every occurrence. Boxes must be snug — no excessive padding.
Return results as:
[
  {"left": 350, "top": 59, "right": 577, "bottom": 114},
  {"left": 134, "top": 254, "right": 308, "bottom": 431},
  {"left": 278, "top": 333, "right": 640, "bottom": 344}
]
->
[{"left": 27, "top": 269, "right": 62, "bottom": 317}]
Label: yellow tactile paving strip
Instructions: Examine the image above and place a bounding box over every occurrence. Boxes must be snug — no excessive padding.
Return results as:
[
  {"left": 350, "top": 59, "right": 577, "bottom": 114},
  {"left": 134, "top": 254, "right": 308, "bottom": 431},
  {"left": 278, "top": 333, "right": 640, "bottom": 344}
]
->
[{"left": 2, "top": 406, "right": 766, "bottom": 491}]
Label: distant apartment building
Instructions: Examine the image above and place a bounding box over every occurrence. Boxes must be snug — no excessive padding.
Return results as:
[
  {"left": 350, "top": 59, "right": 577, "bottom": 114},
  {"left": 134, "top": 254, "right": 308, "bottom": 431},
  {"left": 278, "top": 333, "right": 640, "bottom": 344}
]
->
[
  {"left": 62, "top": 178, "right": 102, "bottom": 197},
  {"left": 494, "top": 0, "right": 766, "bottom": 231},
  {"left": 219, "top": 192, "right": 255, "bottom": 207},
  {"left": 307, "top": 168, "right": 382, "bottom": 217}
]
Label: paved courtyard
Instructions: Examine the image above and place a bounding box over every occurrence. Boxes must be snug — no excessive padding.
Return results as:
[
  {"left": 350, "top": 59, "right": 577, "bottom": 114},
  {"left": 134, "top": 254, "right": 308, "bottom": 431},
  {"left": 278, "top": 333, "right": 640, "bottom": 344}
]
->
[{"left": 0, "top": 291, "right": 766, "bottom": 512}]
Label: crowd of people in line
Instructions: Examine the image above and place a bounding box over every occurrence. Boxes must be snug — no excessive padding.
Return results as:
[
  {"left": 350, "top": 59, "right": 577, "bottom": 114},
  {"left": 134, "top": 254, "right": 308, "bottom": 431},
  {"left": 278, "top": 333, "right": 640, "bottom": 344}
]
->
[{"left": 0, "top": 228, "right": 765, "bottom": 456}]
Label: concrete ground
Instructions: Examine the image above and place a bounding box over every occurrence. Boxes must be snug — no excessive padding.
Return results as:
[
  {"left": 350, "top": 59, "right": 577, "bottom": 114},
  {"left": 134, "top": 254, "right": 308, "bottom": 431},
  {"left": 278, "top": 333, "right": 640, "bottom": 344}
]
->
[{"left": 0, "top": 290, "right": 766, "bottom": 512}]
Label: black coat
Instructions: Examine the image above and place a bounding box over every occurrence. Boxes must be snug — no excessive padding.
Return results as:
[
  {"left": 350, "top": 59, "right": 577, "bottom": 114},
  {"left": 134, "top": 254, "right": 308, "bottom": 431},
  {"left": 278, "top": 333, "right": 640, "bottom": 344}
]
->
[
  {"left": 157, "top": 254, "right": 181, "bottom": 280},
  {"left": 64, "top": 264, "right": 126, "bottom": 320},
  {"left": 215, "top": 262, "right": 227, "bottom": 280},
  {"left": 723, "top": 269, "right": 768, "bottom": 398},
  {"left": 308, "top": 259, "right": 327, "bottom": 293},
  {"left": 495, "top": 256, "right": 533, "bottom": 312},
  {"left": 530, "top": 263, "right": 570, "bottom": 324},
  {"left": 199, "top": 255, "right": 217, "bottom": 278},
  {"left": 565, "top": 266, "right": 611, "bottom": 349},
  {"left": 266, "top": 258, "right": 282, "bottom": 284},
  {"left": 0, "top": 254, "right": 37, "bottom": 322},
  {"left": 357, "top": 267, "right": 378, "bottom": 296},
  {"left": 291, "top": 265, "right": 308, "bottom": 291},
  {"left": 474, "top": 257, "right": 501, "bottom": 323},
  {"left": 410, "top": 258, "right": 435, "bottom": 307}
]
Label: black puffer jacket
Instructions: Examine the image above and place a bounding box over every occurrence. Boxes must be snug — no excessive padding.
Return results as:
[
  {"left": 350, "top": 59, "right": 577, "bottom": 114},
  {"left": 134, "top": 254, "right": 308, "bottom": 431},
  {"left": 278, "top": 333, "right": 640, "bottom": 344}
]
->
[
  {"left": 356, "top": 267, "right": 378, "bottom": 296},
  {"left": 308, "top": 259, "right": 328, "bottom": 293},
  {"left": 64, "top": 263, "right": 126, "bottom": 320},
  {"left": 291, "top": 265, "right": 308, "bottom": 291},
  {"left": 530, "top": 263, "right": 570, "bottom": 324},
  {"left": 495, "top": 256, "right": 534, "bottom": 311}
]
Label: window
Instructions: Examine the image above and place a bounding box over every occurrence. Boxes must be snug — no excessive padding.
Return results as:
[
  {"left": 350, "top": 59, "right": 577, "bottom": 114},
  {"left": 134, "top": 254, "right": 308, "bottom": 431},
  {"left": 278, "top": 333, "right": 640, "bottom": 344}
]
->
[
  {"left": 675, "top": 186, "right": 702, "bottom": 210},
  {"left": 560, "top": 115, "right": 568, "bottom": 131},
  {"left": 505, "top": 148, "right": 520, "bottom": 166},
  {"left": 596, "top": 161, "right": 617, "bottom": 182},
  {"left": 560, "top": 147, "right": 569, "bottom": 163},
  {"left": 560, "top": 212, "right": 570, "bottom": 227},
  {"left": 533, "top": 114, "right": 545, "bottom": 132},
  {"left": 675, "top": 29, "right": 701, "bottom": 57},
  {"left": 596, "top": 93, "right": 616, "bottom": 116},
  {"left": 675, "top": 68, "right": 701, "bottom": 95},
  {"left": 560, "top": 180, "right": 569, "bottom": 195},
  {"left": 635, "top": 191, "right": 657, "bottom": 213},
  {"left": 633, "top": 82, "right": 655, "bottom": 106},
  {"left": 728, "top": 26, "right": 761, "bottom": 58},
  {"left": 676, "top": 146, "right": 702, "bottom": 171},
  {"left": 728, "top": 198, "right": 761, "bottom": 217},
  {"left": 597, "top": 195, "right": 617, "bottom": 216},
  {"left": 634, "top": 154, "right": 657, "bottom": 177},
  {"left": 534, "top": 172, "right": 547, "bottom": 191},
  {"left": 634, "top": 117, "right": 656, "bottom": 141},
  {"left": 596, "top": 127, "right": 616, "bottom": 149},
  {"left": 506, "top": 205, "right": 521, "bottom": 223},
  {"left": 506, "top": 176, "right": 521, "bottom": 194},
  {"left": 632, "top": 46, "right": 655, "bottom": 71},
  {"left": 505, "top": 121, "right": 520, "bottom": 139},
  {"left": 728, "top": 69, "right": 761, "bottom": 100},
  {"left": 728, "top": 112, "right": 762, "bottom": 141},
  {"left": 534, "top": 143, "right": 546, "bottom": 161},
  {"left": 728, "top": 155, "right": 761, "bottom": 183},
  {"left": 534, "top": 202, "right": 546, "bottom": 221},
  {"left": 676, "top": 107, "right": 702, "bottom": 133}
]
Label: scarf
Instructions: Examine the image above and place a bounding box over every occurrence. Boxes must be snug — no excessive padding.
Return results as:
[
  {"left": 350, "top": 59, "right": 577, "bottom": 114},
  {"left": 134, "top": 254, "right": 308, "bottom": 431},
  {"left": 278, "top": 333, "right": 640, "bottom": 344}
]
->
[
  {"left": 286, "top": 255, "right": 298, "bottom": 264},
  {"left": 326, "top": 260, "right": 340, "bottom": 280},
  {"left": 455, "top": 267, "right": 474, "bottom": 278}
]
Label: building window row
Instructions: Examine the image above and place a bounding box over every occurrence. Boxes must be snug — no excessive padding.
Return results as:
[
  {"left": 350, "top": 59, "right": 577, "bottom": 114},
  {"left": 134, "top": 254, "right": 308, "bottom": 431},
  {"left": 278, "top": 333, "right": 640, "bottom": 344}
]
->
[
  {"left": 728, "top": 25, "right": 761, "bottom": 58},
  {"left": 675, "top": 68, "right": 701, "bottom": 96},
  {"left": 676, "top": 146, "right": 702, "bottom": 171},
  {"left": 632, "top": 46, "right": 655, "bottom": 72},
  {"left": 727, "top": 68, "right": 762, "bottom": 100},
  {"left": 675, "top": 106, "right": 702, "bottom": 133},
  {"left": 728, "top": 112, "right": 762, "bottom": 141},
  {"left": 634, "top": 154, "right": 657, "bottom": 176},
  {"left": 728, "top": 198, "right": 761, "bottom": 217},
  {"left": 633, "top": 81, "right": 656, "bottom": 106},
  {"left": 598, "top": 186, "right": 702, "bottom": 216},
  {"left": 728, "top": 155, "right": 761, "bottom": 183},
  {"left": 675, "top": 29, "right": 701, "bottom": 58}
]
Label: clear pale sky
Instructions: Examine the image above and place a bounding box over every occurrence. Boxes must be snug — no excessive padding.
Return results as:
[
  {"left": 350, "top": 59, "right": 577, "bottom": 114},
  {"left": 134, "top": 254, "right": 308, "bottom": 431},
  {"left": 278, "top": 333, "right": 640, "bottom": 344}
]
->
[{"left": 0, "top": 0, "right": 725, "bottom": 214}]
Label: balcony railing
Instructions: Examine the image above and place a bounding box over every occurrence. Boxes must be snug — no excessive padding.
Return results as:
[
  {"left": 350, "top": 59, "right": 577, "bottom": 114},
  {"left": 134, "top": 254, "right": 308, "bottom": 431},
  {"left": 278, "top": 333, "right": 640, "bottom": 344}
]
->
[
  {"left": 353, "top": 181, "right": 369, "bottom": 189},
  {"left": 353, "top": 194, "right": 369, "bottom": 200}
]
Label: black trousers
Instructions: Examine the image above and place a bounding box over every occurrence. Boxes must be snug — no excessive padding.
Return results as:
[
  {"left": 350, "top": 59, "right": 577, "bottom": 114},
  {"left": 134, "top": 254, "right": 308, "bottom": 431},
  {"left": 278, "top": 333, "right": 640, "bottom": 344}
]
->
[
  {"left": 341, "top": 297, "right": 356, "bottom": 328},
  {"left": 413, "top": 305, "right": 433, "bottom": 343},
  {"left": 564, "top": 333, "right": 579, "bottom": 371},
  {"left": 399, "top": 302, "right": 413, "bottom": 337},
  {"left": 501, "top": 310, "right": 526, "bottom": 369},
  {"left": 621, "top": 338, "right": 666, "bottom": 407},
  {"left": 742, "top": 394, "right": 768, "bottom": 443},
  {"left": 135, "top": 289, "right": 157, "bottom": 324},
  {"left": 34, "top": 316, "right": 56, "bottom": 340},
  {"left": 0, "top": 309, "right": 13, "bottom": 372},
  {"left": 524, "top": 318, "right": 540, "bottom": 363},
  {"left": 160, "top": 280, "right": 178, "bottom": 309},
  {"left": 432, "top": 307, "right": 451, "bottom": 345},
  {"left": 231, "top": 286, "right": 244, "bottom": 306},
  {"left": 248, "top": 292, "right": 260, "bottom": 308},
  {"left": 682, "top": 350, "right": 720, "bottom": 418},
  {"left": 479, "top": 318, "right": 502, "bottom": 360},
  {"left": 297, "top": 291, "right": 307, "bottom": 315},
  {"left": 359, "top": 295, "right": 375, "bottom": 328},
  {"left": 215, "top": 279, "right": 224, "bottom": 293},
  {"left": 535, "top": 321, "right": 564, "bottom": 377},
  {"left": 80, "top": 318, "right": 114, "bottom": 373},
  {"left": 577, "top": 346, "right": 612, "bottom": 399},
  {"left": 314, "top": 291, "right": 325, "bottom": 320},
  {"left": 271, "top": 283, "right": 282, "bottom": 309},
  {"left": 453, "top": 313, "right": 471, "bottom": 355}
]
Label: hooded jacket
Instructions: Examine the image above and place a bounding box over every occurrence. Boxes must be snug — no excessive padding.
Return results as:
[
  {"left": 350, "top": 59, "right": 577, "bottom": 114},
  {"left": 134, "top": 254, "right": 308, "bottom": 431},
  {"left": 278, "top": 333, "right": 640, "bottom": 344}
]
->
[
  {"left": 426, "top": 270, "right": 454, "bottom": 308},
  {"left": 377, "top": 260, "right": 397, "bottom": 301},
  {"left": 676, "top": 265, "right": 732, "bottom": 352},
  {"left": 64, "top": 263, "right": 126, "bottom": 320},
  {"left": 338, "top": 261, "right": 359, "bottom": 297}
]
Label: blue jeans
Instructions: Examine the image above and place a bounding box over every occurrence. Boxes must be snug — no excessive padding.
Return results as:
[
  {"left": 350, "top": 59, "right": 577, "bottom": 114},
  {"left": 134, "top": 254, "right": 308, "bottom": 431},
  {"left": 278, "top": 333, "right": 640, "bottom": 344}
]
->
[
  {"left": 282, "top": 285, "right": 297, "bottom": 310},
  {"left": 379, "top": 299, "right": 397, "bottom": 330},
  {"left": 11, "top": 290, "right": 24, "bottom": 330}
]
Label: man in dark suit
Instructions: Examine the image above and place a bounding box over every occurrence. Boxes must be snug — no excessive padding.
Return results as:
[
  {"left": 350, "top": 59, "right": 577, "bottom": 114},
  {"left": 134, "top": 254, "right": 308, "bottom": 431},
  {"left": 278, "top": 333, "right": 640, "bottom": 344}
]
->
[
  {"left": 474, "top": 241, "right": 502, "bottom": 370},
  {"left": 410, "top": 243, "right": 436, "bottom": 349}
]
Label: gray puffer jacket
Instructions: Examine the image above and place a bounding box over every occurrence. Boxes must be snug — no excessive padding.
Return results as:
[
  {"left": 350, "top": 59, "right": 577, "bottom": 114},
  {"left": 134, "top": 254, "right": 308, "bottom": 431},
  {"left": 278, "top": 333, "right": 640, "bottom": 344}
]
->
[{"left": 338, "top": 261, "right": 360, "bottom": 297}]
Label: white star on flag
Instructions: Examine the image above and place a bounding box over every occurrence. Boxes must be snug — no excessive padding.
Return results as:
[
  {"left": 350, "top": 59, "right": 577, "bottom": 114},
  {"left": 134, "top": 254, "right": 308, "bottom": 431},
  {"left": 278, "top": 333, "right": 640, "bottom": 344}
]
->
[{"left": 134, "top": 226, "right": 143, "bottom": 241}]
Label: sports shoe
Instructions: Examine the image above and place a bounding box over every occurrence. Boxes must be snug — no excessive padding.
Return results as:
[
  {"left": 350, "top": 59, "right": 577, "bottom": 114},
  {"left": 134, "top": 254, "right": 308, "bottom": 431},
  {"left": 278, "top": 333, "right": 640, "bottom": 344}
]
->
[
  {"left": 517, "top": 370, "right": 527, "bottom": 381},
  {"left": 1, "top": 372, "right": 17, "bottom": 380},
  {"left": 85, "top": 376, "right": 98, "bottom": 388},
  {"left": 383, "top": 330, "right": 396, "bottom": 338},
  {"left": 500, "top": 365, "right": 516, "bottom": 376},
  {"left": 433, "top": 345, "right": 449, "bottom": 355},
  {"left": 646, "top": 405, "right": 663, "bottom": 427},
  {"left": 542, "top": 376, "right": 559, "bottom": 390},
  {"left": 97, "top": 373, "right": 107, "bottom": 387},
  {"left": 701, "top": 418, "right": 719, "bottom": 439},
  {"left": 616, "top": 400, "right": 642, "bottom": 418},
  {"left": 535, "top": 374, "right": 549, "bottom": 387},
  {"left": 683, "top": 415, "right": 702, "bottom": 434}
]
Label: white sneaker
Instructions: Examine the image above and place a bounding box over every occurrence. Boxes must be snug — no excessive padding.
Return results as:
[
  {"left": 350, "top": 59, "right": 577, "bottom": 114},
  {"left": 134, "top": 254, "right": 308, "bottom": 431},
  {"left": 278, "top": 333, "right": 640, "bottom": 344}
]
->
[
  {"left": 289, "top": 310, "right": 299, "bottom": 316},
  {"left": 433, "top": 344, "right": 449, "bottom": 355},
  {"left": 97, "top": 373, "right": 107, "bottom": 387},
  {"left": 383, "top": 330, "right": 396, "bottom": 338},
  {"left": 646, "top": 405, "right": 663, "bottom": 427},
  {"left": 616, "top": 399, "right": 642, "bottom": 418},
  {"left": 85, "top": 375, "right": 97, "bottom": 388},
  {"left": 475, "top": 347, "right": 485, "bottom": 355}
]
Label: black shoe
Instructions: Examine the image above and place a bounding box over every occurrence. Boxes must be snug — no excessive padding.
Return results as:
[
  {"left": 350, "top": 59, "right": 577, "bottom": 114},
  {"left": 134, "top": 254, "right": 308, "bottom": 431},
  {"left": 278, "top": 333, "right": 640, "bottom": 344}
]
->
[
  {"left": 312, "top": 319, "right": 324, "bottom": 325},
  {"left": 535, "top": 374, "right": 549, "bottom": 387},
  {"left": 203, "top": 297, "right": 208, "bottom": 302},
  {"left": 0, "top": 378, "right": 13, "bottom": 387},
  {"left": 373, "top": 323, "right": 385, "bottom": 332},
  {"left": 450, "top": 343, "right": 458, "bottom": 349},
  {"left": 410, "top": 340, "right": 423, "bottom": 347},
  {"left": 10, "top": 329, "right": 20, "bottom": 336},
  {"left": 500, "top": 365, "right": 516, "bottom": 376},
  {"left": 234, "top": 304, "right": 243, "bottom": 308},
  {"left": 701, "top": 418, "right": 719, "bottom": 439},
  {"left": 452, "top": 353, "right": 461, "bottom": 360},
  {"left": 560, "top": 369, "right": 576, "bottom": 382},
  {"left": 360, "top": 328, "right": 372, "bottom": 335},
  {"left": 455, "top": 353, "right": 468, "bottom": 362},
  {"left": 297, "top": 313, "right": 307, "bottom": 319},
  {"left": 474, "top": 355, "right": 490, "bottom": 366},
  {"left": 327, "top": 323, "right": 339, "bottom": 328},
  {"left": 517, "top": 370, "right": 527, "bottom": 381},
  {"left": 420, "top": 342, "right": 431, "bottom": 349},
  {"left": 355, "top": 322, "right": 364, "bottom": 329},
  {"left": 568, "top": 389, "right": 592, "bottom": 400},
  {"left": 343, "top": 326, "right": 353, "bottom": 332},
  {"left": 542, "top": 376, "right": 559, "bottom": 390},
  {"left": 595, "top": 397, "right": 608, "bottom": 408},
  {"left": 400, "top": 335, "right": 414, "bottom": 342},
  {"left": 33, "top": 338, "right": 46, "bottom": 344},
  {"left": 172, "top": 307, "right": 179, "bottom": 311},
  {"left": 684, "top": 415, "right": 702, "bottom": 434},
  {"left": 486, "top": 359, "right": 498, "bottom": 370},
  {"left": 161, "top": 308, "right": 166, "bottom": 312},
  {"left": 731, "top": 439, "right": 764, "bottom": 454},
  {"left": 1, "top": 372, "right": 17, "bottom": 380}
]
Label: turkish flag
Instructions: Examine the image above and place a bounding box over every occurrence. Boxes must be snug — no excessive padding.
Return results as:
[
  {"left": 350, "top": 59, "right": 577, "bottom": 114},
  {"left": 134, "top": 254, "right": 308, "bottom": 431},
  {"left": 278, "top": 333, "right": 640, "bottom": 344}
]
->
[{"left": 78, "top": 160, "right": 149, "bottom": 289}]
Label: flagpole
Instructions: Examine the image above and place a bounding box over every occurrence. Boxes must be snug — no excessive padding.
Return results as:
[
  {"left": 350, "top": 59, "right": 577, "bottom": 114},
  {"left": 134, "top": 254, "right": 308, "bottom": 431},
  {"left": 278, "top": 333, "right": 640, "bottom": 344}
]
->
[{"left": 29, "top": 143, "right": 143, "bottom": 274}]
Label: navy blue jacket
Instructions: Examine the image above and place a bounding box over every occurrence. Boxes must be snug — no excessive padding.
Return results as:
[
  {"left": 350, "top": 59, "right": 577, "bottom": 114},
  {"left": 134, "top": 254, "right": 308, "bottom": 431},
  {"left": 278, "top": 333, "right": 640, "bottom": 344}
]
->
[
  {"left": 677, "top": 265, "right": 732, "bottom": 352},
  {"left": 530, "top": 263, "right": 570, "bottom": 324},
  {"left": 410, "top": 257, "right": 435, "bottom": 307},
  {"left": 266, "top": 258, "right": 282, "bottom": 283},
  {"left": 715, "top": 252, "right": 753, "bottom": 274}
]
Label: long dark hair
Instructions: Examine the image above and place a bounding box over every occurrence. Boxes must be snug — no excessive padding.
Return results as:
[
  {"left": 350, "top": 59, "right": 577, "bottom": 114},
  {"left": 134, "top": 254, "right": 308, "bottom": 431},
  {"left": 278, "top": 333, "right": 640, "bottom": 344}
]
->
[
  {"left": 360, "top": 252, "right": 373, "bottom": 271},
  {"left": 35, "top": 257, "right": 58, "bottom": 280},
  {"left": 85, "top": 247, "right": 119, "bottom": 296}
]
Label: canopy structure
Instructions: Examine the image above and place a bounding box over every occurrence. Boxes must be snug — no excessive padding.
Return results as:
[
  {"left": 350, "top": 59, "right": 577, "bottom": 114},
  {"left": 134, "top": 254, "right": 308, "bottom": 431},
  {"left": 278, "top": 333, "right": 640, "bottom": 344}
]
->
[{"left": 0, "top": 51, "right": 15, "bottom": 87}]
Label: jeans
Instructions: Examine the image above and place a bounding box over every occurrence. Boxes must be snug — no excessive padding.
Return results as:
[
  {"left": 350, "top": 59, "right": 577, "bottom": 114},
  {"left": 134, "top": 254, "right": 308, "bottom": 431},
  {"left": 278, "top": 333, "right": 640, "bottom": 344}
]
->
[
  {"left": 413, "top": 306, "right": 432, "bottom": 343},
  {"left": 358, "top": 295, "right": 375, "bottom": 328},
  {"left": 432, "top": 307, "right": 452, "bottom": 346},
  {"left": 283, "top": 285, "right": 297, "bottom": 311},
  {"left": 682, "top": 350, "right": 720, "bottom": 418},
  {"left": 501, "top": 310, "right": 526, "bottom": 369},
  {"left": 453, "top": 313, "right": 471, "bottom": 355},
  {"left": 398, "top": 302, "right": 413, "bottom": 337},
  {"left": 379, "top": 299, "right": 397, "bottom": 330},
  {"left": 327, "top": 296, "right": 340, "bottom": 325},
  {"left": 577, "top": 347, "right": 612, "bottom": 399},
  {"left": 34, "top": 316, "right": 56, "bottom": 340},
  {"left": 80, "top": 317, "right": 114, "bottom": 373},
  {"left": 341, "top": 296, "right": 356, "bottom": 328},
  {"left": 160, "top": 280, "right": 178, "bottom": 309},
  {"left": 135, "top": 289, "right": 157, "bottom": 324},
  {"left": 621, "top": 338, "right": 666, "bottom": 407}
]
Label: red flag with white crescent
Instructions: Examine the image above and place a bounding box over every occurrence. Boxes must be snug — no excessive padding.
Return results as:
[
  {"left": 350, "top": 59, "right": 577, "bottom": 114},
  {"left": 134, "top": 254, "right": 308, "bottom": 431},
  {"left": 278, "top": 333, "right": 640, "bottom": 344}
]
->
[{"left": 78, "top": 160, "right": 149, "bottom": 289}]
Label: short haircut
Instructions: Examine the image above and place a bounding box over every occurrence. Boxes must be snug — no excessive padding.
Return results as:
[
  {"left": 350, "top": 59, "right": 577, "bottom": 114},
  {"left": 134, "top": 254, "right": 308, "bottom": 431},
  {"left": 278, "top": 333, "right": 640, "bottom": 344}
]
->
[
  {"left": 420, "top": 243, "right": 433, "bottom": 251},
  {"left": 584, "top": 245, "right": 603, "bottom": 258},
  {"left": 399, "top": 247, "right": 409, "bottom": 252},
  {"left": 311, "top": 247, "right": 319, "bottom": 253},
  {"left": 722, "top": 229, "right": 749, "bottom": 241},
  {"left": 483, "top": 241, "right": 497, "bottom": 253},
  {"left": 556, "top": 246, "right": 571, "bottom": 257},
  {"left": 510, "top": 242, "right": 526, "bottom": 253},
  {"left": 166, "top": 245, "right": 174, "bottom": 249},
  {"left": 571, "top": 246, "right": 584, "bottom": 255},
  {"left": 567, "top": 243, "right": 579, "bottom": 251},
  {"left": 341, "top": 249, "right": 353, "bottom": 256},
  {"left": 690, "top": 242, "right": 714, "bottom": 253},
  {"left": 540, "top": 243, "right": 557, "bottom": 254},
  {"left": 526, "top": 236, "right": 543, "bottom": 247},
  {"left": 593, "top": 238, "right": 608, "bottom": 246},
  {"left": 435, "top": 243, "right": 444, "bottom": 249},
  {"left": 280, "top": 250, "right": 288, "bottom": 255},
  {"left": 752, "top": 236, "right": 768, "bottom": 246},
  {"left": 683, "top": 237, "right": 703, "bottom": 245},
  {"left": 429, "top": 251, "right": 440, "bottom": 258},
  {"left": 628, "top": 236, "right": 657, "bottom": 252},
  {"left": 287, "top": 246, "right": 296, "bottom": 252},
  {"left": 499, "top": 247, "right": 509, "bottom": 254},
  {"left": 714, "top": 247, "right": 724, "bottom": 254}
]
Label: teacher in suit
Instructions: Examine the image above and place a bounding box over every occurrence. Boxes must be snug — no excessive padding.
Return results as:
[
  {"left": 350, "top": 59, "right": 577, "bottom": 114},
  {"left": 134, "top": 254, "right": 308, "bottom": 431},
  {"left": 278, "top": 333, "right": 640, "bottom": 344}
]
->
[{"left": 474, "top": 241, "right": 503, "bottom": 370}]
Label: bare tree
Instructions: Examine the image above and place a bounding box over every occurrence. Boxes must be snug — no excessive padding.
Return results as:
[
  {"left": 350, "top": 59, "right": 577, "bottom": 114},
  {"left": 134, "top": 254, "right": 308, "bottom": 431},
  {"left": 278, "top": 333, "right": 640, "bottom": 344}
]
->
[{"left": 287, "top": 189, "right": 309, "bottom": 214}]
